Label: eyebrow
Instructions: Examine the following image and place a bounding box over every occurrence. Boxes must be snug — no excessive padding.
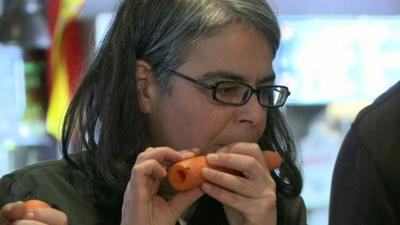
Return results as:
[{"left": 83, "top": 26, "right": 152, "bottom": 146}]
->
[{"left": 200, "top": 70, "right": 276, "bottom": 84}]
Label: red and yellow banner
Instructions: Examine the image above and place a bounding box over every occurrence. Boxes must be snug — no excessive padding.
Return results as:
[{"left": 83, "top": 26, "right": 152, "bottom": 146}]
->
[{"left": 46, "top": 0, "right": 85, "bottom": 140}]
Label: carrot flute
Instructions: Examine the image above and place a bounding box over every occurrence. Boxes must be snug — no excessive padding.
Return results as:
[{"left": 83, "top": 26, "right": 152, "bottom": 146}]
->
[
  {"left": 168, "top": 151, "right": 282, "bottom": 191},
  {"left": 24, "top": 199, "right": 51, "bottom": 210}
]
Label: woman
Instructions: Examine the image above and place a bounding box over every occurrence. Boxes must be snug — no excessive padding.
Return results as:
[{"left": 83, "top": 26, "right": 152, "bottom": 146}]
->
[{"left": 0, "top": 0, "right": 306, "bottom": 224}]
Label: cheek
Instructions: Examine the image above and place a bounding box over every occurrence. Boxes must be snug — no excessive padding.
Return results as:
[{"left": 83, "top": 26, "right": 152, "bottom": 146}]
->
[{"left": 154, "top": 95, "right": 230, "bottom": 150}]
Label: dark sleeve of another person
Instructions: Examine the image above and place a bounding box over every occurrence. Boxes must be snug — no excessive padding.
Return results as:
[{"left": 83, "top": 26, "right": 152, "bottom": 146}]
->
[{"left": 329, "top": 81, "right": 400, "bottom": 225}]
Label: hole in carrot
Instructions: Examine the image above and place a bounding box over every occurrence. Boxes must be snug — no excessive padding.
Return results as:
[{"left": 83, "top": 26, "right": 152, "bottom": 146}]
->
[{"left": 176, "top": 170, "right": 186, "bottom": 184}]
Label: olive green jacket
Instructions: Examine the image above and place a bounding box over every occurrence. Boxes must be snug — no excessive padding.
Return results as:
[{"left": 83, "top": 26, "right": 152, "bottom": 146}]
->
[{"left": 0, "top": 159, "right": 307, "bottom": 225}]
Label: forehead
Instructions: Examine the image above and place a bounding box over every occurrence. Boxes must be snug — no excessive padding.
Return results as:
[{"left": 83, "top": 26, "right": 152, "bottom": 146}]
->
[{"left": 177, "top": 24, "right": 274, "bottom": 82}]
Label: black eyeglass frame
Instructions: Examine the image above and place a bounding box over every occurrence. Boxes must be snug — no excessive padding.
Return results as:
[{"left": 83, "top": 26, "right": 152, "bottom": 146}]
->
[{"left": 160, "top": 66, "right": 291, "bottom": 108}]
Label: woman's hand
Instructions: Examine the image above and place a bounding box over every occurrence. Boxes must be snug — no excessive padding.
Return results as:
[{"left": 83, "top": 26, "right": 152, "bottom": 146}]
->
[
  {"left": 0, "top": 201, "right": 68, "bottom": 225},
  {"left": 201, "top": 143, "right": 277, "bottom": 225},
  {"left": 121, "top": 147, "right": 204, "bottom": 225}
]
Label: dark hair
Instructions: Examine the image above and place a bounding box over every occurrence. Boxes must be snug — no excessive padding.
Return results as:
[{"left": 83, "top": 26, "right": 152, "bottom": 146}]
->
[{"left": 62, "top": 0, "right": 302, "bottom": 224}]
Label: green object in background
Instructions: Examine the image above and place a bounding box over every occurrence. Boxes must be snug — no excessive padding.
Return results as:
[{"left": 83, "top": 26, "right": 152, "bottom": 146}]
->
[
  {"left": 23, "top": 59, "right": 47, "bottom": 123},
  {"left": 3, "top": 138, "right": 17, "bottom": 152}
]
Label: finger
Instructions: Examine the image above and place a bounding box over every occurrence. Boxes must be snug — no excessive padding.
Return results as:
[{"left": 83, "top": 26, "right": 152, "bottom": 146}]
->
[
  {"left": 202, "top": 167, "right": 258, "bottom": 198},
  {"left": 10, "top": 220, "right": 47, "bottom": 225},
  {"left": 206, "top": 153, "right": 268, "bottom": 181},
  {"left": 1, "top": 202, "right": 26, "bottom": 221},
  {"left": 179, "top": 148, "right": 201, "bottom": 159},
  {"left": 136, "top": 147, "right": 184, "bottom": 165},
  {"left": 218, "top": 143, "right": 267, "bottom": 169},
  {"left": 201, "top": 182, "right": 250, "bottom": 211},
  {"left": 130, "top": 159, "right": 167, "bottom": 208},
  {"left": 168, "top": 187, "right": 204, "bottom": 217},
  {"left": 133, "top": 159, "right": 167, "bottom": 182},
  {"left": 202, "top": 182, "right": 277, "bottom": 224},
  {"left": 21, "top": 208, "right": 67, "bottom": 225}
]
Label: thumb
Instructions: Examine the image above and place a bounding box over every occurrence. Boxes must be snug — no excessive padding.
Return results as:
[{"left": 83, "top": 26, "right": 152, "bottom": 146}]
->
[
  {"left": 168, "top": 187, "right": 204, "bottom": 217},
  {"left": 1, "top": 202, "right": 26, "bottom": 221}
]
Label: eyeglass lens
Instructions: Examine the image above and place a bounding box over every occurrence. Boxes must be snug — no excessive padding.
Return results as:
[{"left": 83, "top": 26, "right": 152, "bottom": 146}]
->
[{"left": 215, "top": 82, "right": 287, "bottom": 106}]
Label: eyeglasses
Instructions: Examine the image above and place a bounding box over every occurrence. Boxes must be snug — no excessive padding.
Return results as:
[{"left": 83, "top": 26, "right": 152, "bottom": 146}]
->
[{"left": 161, "top": 66, "right": 290, "bottom": 108}]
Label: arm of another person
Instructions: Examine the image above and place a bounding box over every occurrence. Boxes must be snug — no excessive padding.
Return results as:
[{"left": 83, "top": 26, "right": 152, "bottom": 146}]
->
[{"left": 329, "top": 129, "right": 398, "bottom": 225}]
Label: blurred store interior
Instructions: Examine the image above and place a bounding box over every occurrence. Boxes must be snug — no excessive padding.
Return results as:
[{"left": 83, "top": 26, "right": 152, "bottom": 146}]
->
[{"left": 0, "top": 0, "right": 399, "bottom": 225}]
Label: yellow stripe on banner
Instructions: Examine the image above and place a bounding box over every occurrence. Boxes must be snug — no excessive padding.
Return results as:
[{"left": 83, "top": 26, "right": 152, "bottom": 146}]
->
[
  {"left": 60, "top": 0, "right": 85, "bottom": 21},
  {"left": 46, "top": 0, "right": 85, "bottom": 140},
  {"left": 46, "top": 59, "right": 70, "bottom": 140}
]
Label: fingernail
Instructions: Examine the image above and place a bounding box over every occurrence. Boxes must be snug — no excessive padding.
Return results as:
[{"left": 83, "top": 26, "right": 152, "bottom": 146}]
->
[
  {"left": 191, "top": 148, "right": 201, "bottom": 154},
  {"left": 207, "top": 153, "right": 219, "bottom": 162},
  {"left": 182, "top": 152, "right": 195, "bottom": 158},
  {"left": 218, "top": 147, "right": 228, "bottom": 153},
  {"left": 25, "top": 212, "right": 34, "bottom": 219}
]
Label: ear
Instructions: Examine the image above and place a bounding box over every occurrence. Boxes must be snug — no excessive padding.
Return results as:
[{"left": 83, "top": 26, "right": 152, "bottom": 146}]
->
[{"left": 136, "top": 60, "right": 159, "bottom": 113}]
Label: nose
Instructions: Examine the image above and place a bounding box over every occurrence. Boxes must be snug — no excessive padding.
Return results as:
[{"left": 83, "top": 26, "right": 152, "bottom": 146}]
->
[{"left": 236, "top": 94, "right": 267, "bottom": 125}]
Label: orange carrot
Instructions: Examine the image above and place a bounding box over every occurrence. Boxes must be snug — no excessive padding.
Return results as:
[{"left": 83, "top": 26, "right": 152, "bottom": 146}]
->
[
  {"left": 24, "top": 200, "right": 51, "bottom": 211},
  {"left": 263, "top": 151, "right": 282, "bottom": 171},
  {"left": 167, "top": 151, "right": 282, "bottom": 191}
]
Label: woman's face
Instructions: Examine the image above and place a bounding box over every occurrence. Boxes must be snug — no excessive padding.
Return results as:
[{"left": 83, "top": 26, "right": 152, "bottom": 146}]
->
[{"left": 148, "top": 24, "right": 275, "bottom": 155}]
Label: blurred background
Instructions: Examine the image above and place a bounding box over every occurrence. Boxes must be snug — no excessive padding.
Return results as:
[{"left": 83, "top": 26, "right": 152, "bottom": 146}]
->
[{"left": 0, "top": 0, "right": 399, "bottom": 224}]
